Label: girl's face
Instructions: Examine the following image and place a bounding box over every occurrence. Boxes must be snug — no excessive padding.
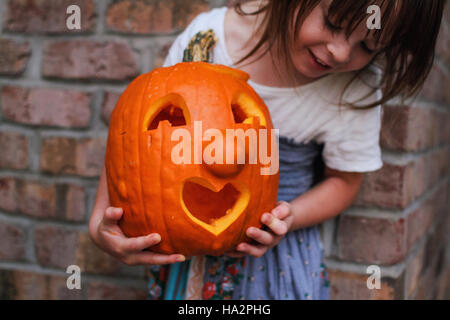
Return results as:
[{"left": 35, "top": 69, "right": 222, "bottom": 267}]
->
[{"left": 290, "top": 0, "right": 385, "bottom": 81}]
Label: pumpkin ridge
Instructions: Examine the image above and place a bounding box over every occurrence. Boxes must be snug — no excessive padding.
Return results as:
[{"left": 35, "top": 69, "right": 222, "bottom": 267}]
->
[
  {"left": 118, "top": 77, "right": 146, "bottom": 235},
  {"left": 158, "top": 69, "right": 177, "bottom": 253},
  {"left": 119, "top": 84, "right": 132, "bottom": 225},
  {"left": 137, "top": 74, "right": 154, "bottom": 237}
]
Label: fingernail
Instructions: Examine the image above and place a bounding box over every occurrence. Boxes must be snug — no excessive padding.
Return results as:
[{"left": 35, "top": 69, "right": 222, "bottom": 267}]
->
[
  {"left": 176, "top": 255, "right": 185, "bottom": 262},
  {"left": 150, "top": 234, "right": 161, "bottom": 242},
  {"left": 268, "top": 218, "right": 279, "bottom": 229}
]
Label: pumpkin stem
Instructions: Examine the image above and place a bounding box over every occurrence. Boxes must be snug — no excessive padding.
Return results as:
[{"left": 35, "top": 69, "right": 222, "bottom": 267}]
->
[{"left": 182, "top": 29, "right": 218, "bottom": 63}]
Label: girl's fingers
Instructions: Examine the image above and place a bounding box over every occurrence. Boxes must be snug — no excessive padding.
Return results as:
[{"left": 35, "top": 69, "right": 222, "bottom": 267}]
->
[
  {"left": 246, "top": 227, "right": 274, "bottom": 246},
  {"left": 261, "top": 213, "right": 288, "bottom": 236},
  {"left": 103, "top": 207, "right": 124, "bottom": 226},
  {"left": 224, "top": 250, "right": 246, "bottom": 258},
  {"left": 119, "top": 233, "right": 162, "bottom": 255},
  {"left": 232, "top": 202, "right": 291, "bottom": 259},
  {"left": 272, "top": 201, "right": 291, "bottom": 219},
  {"left": 125, "top": 252, "right": 185, "bottom": 265},
  {"left": 236, "top": 242, "right": 266, "bottom": 258}
]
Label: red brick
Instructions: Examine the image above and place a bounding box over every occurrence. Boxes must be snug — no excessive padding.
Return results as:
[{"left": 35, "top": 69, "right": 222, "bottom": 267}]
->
[
  {"left": 65, "top": 185, "right": 86, "bottom": 222},
  {"left": 101, "top": 91, "right": 121, "bottom": 125},
  {"left": 337, "top": 215, "right": 407, "bottom": 265},
  {"left": 429, "top": 147, "right": 450, "bottom": 186},
  {"left": 34, "top": 225, "right": 79, "bottom": 269},
  {"left": 153, "top": 40, "right": 174, "bottom": 69},
  {"left": 0, "top": 269, "right": 46, "bottom": 299},
  {"left": 0, "top": 177, "right": 86, "bottom": 221},
  {"left": 436, "top": 18, "right": 449, "bottom": 65},
  {"left": 42, "top": 40, "right": 139, "bottom": 81},
  {"left": 406, "top": 245, "right": 426, "bottom": 298},
  {"left": 106, "top": 0, "right": 209, "bottom": 34},
  {"left": 40, "top": 136, "right": 106, "bottom": 177},
  {"left": 87, "top": 282, "right": 147, "bottom": 300},
  {"left": 415, "top": 253, "right": 441, "bottom": 299},
  {"left": 411, "top": 148, "right": 448, "bottom": 201},
  {"left": 16, "top": 179, "right": 57, "bottom": 219},
  {"left": 423, "top": 221, "right": 447, "bottom": 277},
  {"left": 0, "top": 221, "right": 26, "bottom": 261},
  {"left": 172, "top": 0, "right": 210, "bottom": 30},
  {"left": 0, "top": 131, "right": 29, "bottom": 170},
  {"left": 328, "top": 269, "right": 405, "bottom": 300},
  {"left": 47, "top": 274, "right": 83, "bottom": 300},
  {"left": 432, "top": 182, "right": 449, "bottom": 224},
  {"left": 418, "top": 63, "right": 450, "bottom": 106},
  {"left": 406, "top": 200, "right": 434, "bottom": 250},
  {"left": 380, "top": 106, "right": 407, "bottom": 151},
  {"left": 75, "top": 232, "right": 122, "bottom": 275},
  {"left": 380, "top": 105, "right": 435, "bottom": 152},
  {"left": 0, "top": 269, "right": 82, "bottom": 299},
  {"left": 355, "top": 162, "right": 415, "bottom": 209},
  {"left": 413, "top": 156, "right": 428, "bottom": 199},
  {"left": 1, "top": 86, "right": 91, "bottom": 128},
  {"left": 0, "top": 38, "right": 30, "bottom": 75},
  {"left": 437, "top": 112, "right": 450, "bottom": 145},
  {"left": 3, "top": 0, "right": 95, "bottom": 33},
  {"left": 430, "top": 110, "right": 444, "bottom": 146},
  {"left": 0, "top": 177, "right": 17, "bottom": 212},
  {"left": 75, "top": 232, "right": 146, "bottom": 277}
]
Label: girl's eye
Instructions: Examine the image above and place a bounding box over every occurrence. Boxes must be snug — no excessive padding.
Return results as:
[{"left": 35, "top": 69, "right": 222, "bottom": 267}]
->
[
  {"left": 361, "top": 42, "right": 375, "bottom": 54},
  {"left": 324, "top": 15, "right": 342, "bottom": 32},
  {"left": 323, "top": 11, "right": 377, "bottom": 55}
]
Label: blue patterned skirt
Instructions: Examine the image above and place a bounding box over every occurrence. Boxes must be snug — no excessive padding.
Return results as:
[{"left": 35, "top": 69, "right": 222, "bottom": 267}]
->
[{"left": 147, "top": 137, "right": 330, "bottom": 300}]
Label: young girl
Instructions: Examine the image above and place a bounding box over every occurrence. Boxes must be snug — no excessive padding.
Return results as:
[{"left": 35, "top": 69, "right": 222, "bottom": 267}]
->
[{"left": 89, "top": 0, "right": 445, "bottom": 300}]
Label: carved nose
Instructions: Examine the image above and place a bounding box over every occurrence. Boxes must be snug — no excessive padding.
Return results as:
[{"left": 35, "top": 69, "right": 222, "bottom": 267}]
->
[{"left": 202, "top": 133, "right": 248, "bottom": 177}]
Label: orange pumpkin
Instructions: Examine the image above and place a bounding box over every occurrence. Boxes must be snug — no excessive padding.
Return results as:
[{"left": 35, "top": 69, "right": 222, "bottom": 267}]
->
[{"left": 105, "top": 62, "right": 279, "bottom": 256}]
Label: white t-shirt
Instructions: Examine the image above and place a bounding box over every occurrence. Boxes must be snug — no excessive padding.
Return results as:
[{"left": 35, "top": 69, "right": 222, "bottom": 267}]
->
[{"left": 163, "top": 7, "right": 383, "bottom": 172}]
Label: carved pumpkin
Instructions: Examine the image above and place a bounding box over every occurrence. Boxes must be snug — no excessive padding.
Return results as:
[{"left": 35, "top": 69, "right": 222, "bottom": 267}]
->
[{"left": 105, "top": 62, "right": 279, "bottom": 256}]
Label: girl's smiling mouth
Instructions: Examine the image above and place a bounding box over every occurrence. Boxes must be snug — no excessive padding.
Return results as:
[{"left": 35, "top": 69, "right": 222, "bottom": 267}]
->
[{"left": 308, "top": 49, "right": 332, "bottom": 70}]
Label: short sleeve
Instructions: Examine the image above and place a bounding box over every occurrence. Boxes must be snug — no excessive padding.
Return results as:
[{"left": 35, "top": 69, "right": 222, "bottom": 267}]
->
[
  {"left": 313, "top": 64, "right": 384, "bottom": 173},
  {"left": 321, "top": 104, "right": 383, "bottom": 172}
]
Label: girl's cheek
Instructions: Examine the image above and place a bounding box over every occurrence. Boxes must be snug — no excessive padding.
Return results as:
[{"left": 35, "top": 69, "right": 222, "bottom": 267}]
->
[{"left": 349, "top": 56, "right": 374, "bottom": 71}]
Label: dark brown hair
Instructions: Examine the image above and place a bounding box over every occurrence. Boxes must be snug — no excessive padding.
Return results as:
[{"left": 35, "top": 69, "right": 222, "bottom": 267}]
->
[{"left": 233, "top": 0, "right": 446, "bottom": 109}]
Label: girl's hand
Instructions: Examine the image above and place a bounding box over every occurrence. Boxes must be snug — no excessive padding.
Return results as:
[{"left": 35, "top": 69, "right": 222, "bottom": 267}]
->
[
  {"left": 91, "top": 206, "right": 186, "bottom": 265},
  {"left": 225, "top": 201, "right": 293, "bottom": 258}
]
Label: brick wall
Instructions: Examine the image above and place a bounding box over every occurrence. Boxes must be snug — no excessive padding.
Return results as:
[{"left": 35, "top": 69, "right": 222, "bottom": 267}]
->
[
  {"left": 323, "top": 5, "right": 450, "bottom": 300},
  {"left": 0, "top": 0, "right": 448, "bottom": 300}
]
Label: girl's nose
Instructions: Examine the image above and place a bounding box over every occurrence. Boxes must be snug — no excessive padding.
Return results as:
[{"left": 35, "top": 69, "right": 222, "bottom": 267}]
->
[
  {"left": 327, "top": 37, "right": 351, "bottom": 65},
  {"left": 202, "top": 133, "right": 247, "bottom": 177}
]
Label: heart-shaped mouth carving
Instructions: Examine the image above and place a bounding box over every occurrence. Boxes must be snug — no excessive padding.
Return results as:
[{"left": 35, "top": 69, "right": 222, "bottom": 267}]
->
[{"left": 180, "top": 177, "right": 250, "bottom": 236}]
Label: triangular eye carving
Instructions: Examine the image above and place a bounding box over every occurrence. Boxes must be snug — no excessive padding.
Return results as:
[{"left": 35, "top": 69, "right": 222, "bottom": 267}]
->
[
  {"left": 148, "top": 104, "right": 186, "bottom": 130},
  {"left": 231, "top": 103, "right": 247, "bottom": 124},
  {"left": 231, "top": 92, "right": 267, "bottom": 127},
  {"left": 143, "top": 93, "right": 191, "bottom": 131}
]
